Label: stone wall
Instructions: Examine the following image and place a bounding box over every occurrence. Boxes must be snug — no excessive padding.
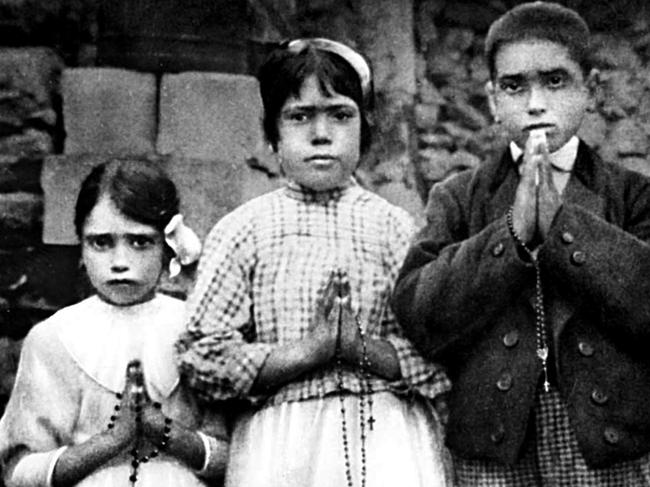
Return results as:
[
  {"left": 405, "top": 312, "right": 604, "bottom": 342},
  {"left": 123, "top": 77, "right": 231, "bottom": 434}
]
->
[{"left": 0, "top": 47, "right": 63, "bottom": 412}]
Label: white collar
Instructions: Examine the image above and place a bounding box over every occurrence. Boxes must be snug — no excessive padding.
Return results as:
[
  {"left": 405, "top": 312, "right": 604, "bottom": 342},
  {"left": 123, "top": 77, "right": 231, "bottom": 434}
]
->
[
  {"left": 510, "top": 135, "right": 579, "bottom": 172},
  {"left": 54, "top": 294, "right": 185, "bottom": 399}
]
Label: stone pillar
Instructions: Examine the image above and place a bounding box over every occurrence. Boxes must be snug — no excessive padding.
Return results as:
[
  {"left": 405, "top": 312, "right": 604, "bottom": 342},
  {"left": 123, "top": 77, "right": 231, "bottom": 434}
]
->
[{"left": 357, "top": 0, "right": 424, "bottom": 220}]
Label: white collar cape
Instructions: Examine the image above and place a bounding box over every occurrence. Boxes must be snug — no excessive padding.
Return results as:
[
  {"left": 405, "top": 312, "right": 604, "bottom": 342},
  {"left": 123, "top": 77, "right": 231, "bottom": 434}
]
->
[{"left": 53, "top": 294, "right": 185, "bottom": 400}]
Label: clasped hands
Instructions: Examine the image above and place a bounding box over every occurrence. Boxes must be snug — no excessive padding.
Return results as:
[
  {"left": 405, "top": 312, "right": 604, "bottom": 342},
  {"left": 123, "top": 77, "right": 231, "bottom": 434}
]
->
[
  {"left": 511, "top": 130, "right": 563, "bottom": 247},
  {"left": 307, "top": 269, "right": 364, "bottom": 366},
  {"left": 110, "top": 360, "right": 171, "bottom": 449}
]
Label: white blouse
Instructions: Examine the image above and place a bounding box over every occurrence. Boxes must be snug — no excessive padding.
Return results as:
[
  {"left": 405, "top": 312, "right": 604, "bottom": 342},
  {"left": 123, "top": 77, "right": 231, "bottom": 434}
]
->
[{"left": 0, "top": 294, "right": 224, "bottom": 487}]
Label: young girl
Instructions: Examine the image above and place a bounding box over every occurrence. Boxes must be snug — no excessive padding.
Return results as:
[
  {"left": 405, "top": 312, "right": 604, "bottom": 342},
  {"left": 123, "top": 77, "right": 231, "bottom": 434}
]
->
[
  {"left": 176, "top": 38, "right": 453, "bottom": 487},
  {"left": 0, "top": 159, "right": 227, "bottom": 486}
]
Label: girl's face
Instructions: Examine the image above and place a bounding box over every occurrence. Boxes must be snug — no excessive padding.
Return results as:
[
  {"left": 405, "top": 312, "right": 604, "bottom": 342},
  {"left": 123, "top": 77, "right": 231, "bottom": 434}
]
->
[
  {"left": 81, "top": 195, "right": 165, "bottom": 306},
  {"left": 276, "top": 75, "right": 361, "bottom": 191}
]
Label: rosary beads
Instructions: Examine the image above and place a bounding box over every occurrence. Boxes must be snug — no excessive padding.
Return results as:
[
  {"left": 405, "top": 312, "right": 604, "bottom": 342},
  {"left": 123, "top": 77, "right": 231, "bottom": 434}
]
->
[
  {"left": 107, "top": 393, "right": 173, "bottom": 485},
  {"left": 335, "top": 312, "right": 375, "bottom": 487},
  {"left": 506, "top": 206, "right": 551, "bottom": 392}
]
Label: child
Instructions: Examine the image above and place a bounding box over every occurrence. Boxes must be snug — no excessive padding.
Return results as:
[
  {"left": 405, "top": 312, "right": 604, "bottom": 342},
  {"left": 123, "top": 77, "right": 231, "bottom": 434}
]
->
[
  {"left": 393, "top": 2, "right": 650, "bottom": 485},
  {"left": 0, "top": 159, "right": 227, "bottom": 486},
  {"left": 175, "top": 38, "right": 452, "bottom": 487}
]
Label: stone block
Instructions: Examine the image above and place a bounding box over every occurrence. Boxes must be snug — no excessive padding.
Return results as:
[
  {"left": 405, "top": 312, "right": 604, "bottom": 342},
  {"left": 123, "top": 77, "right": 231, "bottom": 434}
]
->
[
  {"left": 0, "top": 337, "right": 20, "bottom": 401},
  {"left": 0, "top": 155, "right": 42, "bottom": 192},
  {"left": 359, "top": 0, "right": 416, "bottom": 95},
  {"left": 163, "top": 156, "right": 283, "bottom": 242},
  {"left": 0, "top": 88, "right": 40, "bottom": 134},
  {"left": 446, "top": 98, "right": 489, "bottom": 130},
  {"left": 591, "top": 34, "right": 642, "bottom": 71},
  {"left": 0, "top": 247, "right": 33, "bottom": 290},
  {"left": 0, "top": 192, "right": 42, "bottom": 246},
  {"left": 41, "top": 154, "right": 282, "bottom": 245},
  {"left": 427, "top": 49, "right": 468, "bottom": 82},
  {"left": 417, "top": 78, "right": 445, "bottom": 105},
  {"left": 415, "top": 103, "right": 441, "bottom": 129},
  {"left": 578, "top": 112, "right": 608, "bottom": 149},
  {"left": 157, "top": 72, "right": 271, "bottom": 166},
  {"left": 417, "top": 147, "right": 479, "bottom": 187},
  {"left": 619, "top": 157, "right": 650, "bottom": 178},
  {"left": 418, "top": 132, "right": 454, "bottom": 149},
  {"left": 0, "top": 48, "right": 63, "bottom": 106},
  {"left": 0, "top": 129, "right": 52, "bottom": 158},
  {"left": 41, "top": 154, "right": 101, "bottom": 244},
  {"left": 608, "top": 119, "right": 648, "bottom": 157},
  {"left": 62, "top": 68, "right": 157, "bottom": 155},
  {"left": 441, "top": 2, "right": 501, "bottom": 30},
  {"left": 374, "top": 180, "right": 425, "bottom": 225},
  {"left": 443, "top": 27, "right": 474, "bottom": 52},
  {"left": 600, "top": 70, "right": 644, "bottom": 118}
]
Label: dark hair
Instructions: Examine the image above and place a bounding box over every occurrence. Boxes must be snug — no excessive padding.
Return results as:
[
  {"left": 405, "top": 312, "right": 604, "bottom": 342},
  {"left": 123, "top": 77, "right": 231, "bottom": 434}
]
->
[
  {"left": 74, "top": 158, "right": 179, "bottom": 239},
  {"left": 257, "top": 42, "right": 373, "bottom": 153},
  {"left": 485, "top": 1, "right": 592, "bottom": 80}
]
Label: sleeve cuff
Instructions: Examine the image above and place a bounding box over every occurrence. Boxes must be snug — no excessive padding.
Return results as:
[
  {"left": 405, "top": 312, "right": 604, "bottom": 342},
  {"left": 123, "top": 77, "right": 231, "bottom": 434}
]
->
[
  {"left": 8, "top": 446, "right": 68, "bottom": 487},
  {"left": 46, "top": 446, "right": 68, "bottom": 487},
  {"left": 195, "top": 431, "right": 227, "bottom": 478},
  {"left": 384, "top": 335, "right": 451, "bottom": 400}
]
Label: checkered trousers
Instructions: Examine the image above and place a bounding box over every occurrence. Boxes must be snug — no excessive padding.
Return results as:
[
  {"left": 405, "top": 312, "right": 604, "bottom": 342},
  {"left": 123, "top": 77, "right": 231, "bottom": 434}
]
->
[
  {"left": 454, "top": 386, "right": 650, "bottom": 486},
  {"left": 176, "top": 181, "right": 450, "bottom": 406}
]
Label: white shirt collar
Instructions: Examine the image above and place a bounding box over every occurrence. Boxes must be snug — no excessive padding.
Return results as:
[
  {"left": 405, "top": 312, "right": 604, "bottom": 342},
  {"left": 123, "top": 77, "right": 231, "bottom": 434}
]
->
[{"left": 510, "top": 135, "right": 579, "bottom": 172}]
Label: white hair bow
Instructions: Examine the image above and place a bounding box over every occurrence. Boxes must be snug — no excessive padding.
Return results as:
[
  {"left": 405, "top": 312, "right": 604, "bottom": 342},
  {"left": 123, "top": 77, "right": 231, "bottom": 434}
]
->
[{"left": 163, "top": 214, "right": 202, "bottom": 277}]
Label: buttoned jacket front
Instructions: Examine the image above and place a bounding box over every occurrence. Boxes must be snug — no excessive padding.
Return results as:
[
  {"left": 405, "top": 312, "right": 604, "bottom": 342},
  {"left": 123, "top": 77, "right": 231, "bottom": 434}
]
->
[{"left": 392, "top": 141, "right": 650, "bottom": 468}]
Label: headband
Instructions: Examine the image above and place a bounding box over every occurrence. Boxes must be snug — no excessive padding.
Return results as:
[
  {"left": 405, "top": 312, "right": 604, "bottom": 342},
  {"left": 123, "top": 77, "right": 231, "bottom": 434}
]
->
[
  {"left": 286, "top": 38, "right": 372, "bottom": 100},
  {"left": 163, "top": 214, "right": 202, "bottom": 278}
]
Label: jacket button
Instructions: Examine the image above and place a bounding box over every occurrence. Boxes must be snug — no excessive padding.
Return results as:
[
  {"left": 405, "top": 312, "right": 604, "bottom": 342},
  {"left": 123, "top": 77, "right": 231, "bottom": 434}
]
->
[
  {"left": 492, "top": 242, "right": 505, "bottom": 257},
  {"left": 603, "top": 427, "right": 620, "bottom": 445},
  {"left": 496, "top": 373, "right": 513, "bottom": 391},
  {"left": 571, "top": 250, "right": 586, "bottom": 266},
  {"left": 591, "top": 388, "right": 609, "bottom": 405},
  {"left": 578, "top": 341, "right": 594, "bottom": 357},
  {"left": 490, "top": 425, "right": 505, "bottom": 444},
  {"left": 502, "top": 330, "right": 519, "bottom": 348},
  {"left": 561, "top": 231, "right": 575, "bottom": 244}
]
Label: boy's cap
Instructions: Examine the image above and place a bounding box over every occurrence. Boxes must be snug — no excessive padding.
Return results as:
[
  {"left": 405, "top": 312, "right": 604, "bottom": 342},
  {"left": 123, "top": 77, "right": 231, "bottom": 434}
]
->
[{"left": 485, "top": 2, "right": 590, "bottom": 73}]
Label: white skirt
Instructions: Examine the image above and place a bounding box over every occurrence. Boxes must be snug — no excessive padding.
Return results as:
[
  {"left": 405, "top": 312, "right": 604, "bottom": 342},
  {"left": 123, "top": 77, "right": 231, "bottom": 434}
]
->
[
  {"left": 74, "top": 457, "right": 207, "bottom": 487},
  {"left": 226, "top": 391, "right": 453, "bottom": 487}
]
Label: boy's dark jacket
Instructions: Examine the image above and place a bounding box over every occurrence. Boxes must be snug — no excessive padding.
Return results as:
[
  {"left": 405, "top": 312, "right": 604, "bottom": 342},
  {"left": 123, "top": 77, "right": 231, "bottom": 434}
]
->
[{"left": 393, "top": 140, "right": 650, "bottom": 468}]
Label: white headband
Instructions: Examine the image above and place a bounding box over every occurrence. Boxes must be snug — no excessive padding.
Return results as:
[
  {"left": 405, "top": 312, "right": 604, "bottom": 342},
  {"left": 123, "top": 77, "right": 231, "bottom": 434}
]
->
[
  {"left": 286, "top": 38, "right": 372, "bottom": 100},
  {"left": 163, "top": 214, "right": 202, "bottom": 278}
]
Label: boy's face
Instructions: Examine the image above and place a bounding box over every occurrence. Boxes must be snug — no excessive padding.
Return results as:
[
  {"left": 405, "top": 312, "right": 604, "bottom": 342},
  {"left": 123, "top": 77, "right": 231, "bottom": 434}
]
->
[
  {"left": 276, "top": 75, "right": 361, "bottom": 191},
  {"left": 486, "top": 39, "right": 595, "bottom": 152}
]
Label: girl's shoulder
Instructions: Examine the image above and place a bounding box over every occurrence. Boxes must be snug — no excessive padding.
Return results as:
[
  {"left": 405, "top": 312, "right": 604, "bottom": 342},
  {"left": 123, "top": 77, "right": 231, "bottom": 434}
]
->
[
  {"left": 203, "top": 188, "right": 287, "bottom": 246},
  {"left": 30, "top": 296, "right": 98, "bottom": 332},
  {"left": 221, "top": 188, "right": 285, "bottom": 224},
  {"left": 21, "top": 297, "right": 99, "bottom": 358},
  {"left": 352, "top": 186, "right": 416, "bottom": 233}
]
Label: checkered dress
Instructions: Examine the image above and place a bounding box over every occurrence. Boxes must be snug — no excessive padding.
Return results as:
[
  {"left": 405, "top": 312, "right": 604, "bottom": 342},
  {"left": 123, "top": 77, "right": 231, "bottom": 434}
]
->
[
  {"left": 454, "top": 386, "right": 650, "bottom": 486},
  {"left": 176, "top": 180, "right": 450, "bottom": 407}
]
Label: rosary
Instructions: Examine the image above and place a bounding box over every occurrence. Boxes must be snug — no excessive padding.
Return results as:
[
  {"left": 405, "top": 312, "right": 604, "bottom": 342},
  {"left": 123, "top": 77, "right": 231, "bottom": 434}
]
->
[
  {"left": 507, "top": 206, "right": 551, "bottom": 392},
  {"left": 107, "top": 360, "right": 173, "bottom": 485},
  {"left": 334, "top": 285, "right": 375, "bottom": 487}
]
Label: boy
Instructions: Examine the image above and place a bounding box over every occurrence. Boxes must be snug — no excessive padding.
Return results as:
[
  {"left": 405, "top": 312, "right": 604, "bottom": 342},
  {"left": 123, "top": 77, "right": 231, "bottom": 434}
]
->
[{"left": 393, "top": 2, "right": 650, "bottom": 485}]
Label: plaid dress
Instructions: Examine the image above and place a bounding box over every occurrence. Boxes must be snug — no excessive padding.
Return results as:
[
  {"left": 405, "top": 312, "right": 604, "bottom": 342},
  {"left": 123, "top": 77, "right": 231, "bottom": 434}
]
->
[{"left": 176, "top": 180, "right": 452, "bottom": 486}]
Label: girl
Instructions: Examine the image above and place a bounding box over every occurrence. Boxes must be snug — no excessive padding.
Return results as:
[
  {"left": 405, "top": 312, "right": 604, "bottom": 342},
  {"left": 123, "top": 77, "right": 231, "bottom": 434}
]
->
[
  {"left": 176, "top": 39, "right": 453, "bottom": 487},
  {"left": 0, "top": 159, "right": 227, "bottom": 486}
]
